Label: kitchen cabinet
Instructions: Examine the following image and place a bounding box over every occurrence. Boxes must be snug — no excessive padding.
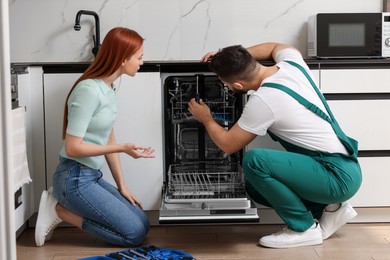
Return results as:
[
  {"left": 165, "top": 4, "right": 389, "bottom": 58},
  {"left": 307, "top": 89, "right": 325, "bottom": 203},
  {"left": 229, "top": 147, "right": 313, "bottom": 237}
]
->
[
  {"left": 328, "top": 99, "right": 390, "bottom": 207},
  {"left": 320, "top": 69, "right": 390, "bottom": 210},
  {"left": 43, "top": 73, "right": 80, "bottom": 191},
  {"left": 99, "top": 73, "right": 163, "bottom": 211},
  {"left": 326, "top": 100, "right": 390, "bottom": 151},
  {"left": 15, "top": 62, "right": 390, "bottom": 225},
  {"left": 43, "top": 72, "right": 163, "bottom": 211},
  {"left": 320, "top": 69, "right": 390, "bottom": 93},
  {"left": 14, "top": 68, "right": 40, "bottom": 233}
]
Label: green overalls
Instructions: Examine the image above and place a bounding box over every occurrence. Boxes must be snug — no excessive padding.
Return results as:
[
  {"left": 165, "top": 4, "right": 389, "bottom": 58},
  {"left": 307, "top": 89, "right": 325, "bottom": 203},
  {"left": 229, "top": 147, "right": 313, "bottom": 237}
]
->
[{"left": 242, "top": 60, "right": 362, "bottom": 232}]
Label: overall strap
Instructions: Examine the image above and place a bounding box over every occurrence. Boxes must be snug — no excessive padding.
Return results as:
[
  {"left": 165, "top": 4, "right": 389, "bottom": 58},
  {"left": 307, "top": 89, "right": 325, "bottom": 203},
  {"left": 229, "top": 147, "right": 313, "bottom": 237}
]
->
[
  {"left": 261, "top": 82, "right": 332, "bottom": 123},
  {"left": 284, "top": 60, "right": 337, "bottom": 120},
  {"left": 261, "top": 60, "right": 358, "bottom": 159}
]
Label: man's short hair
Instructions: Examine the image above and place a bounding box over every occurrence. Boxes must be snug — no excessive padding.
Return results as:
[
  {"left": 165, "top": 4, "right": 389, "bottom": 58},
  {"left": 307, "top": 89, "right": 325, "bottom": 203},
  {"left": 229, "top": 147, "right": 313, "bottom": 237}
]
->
[{"left": 209, "top": 45, "right": 257, "bottom": 83}]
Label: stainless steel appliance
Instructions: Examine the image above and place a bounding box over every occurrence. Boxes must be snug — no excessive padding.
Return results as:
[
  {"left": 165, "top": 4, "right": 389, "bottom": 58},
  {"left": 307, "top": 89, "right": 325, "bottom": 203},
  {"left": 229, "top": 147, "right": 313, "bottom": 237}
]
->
[
  {"left": 308, "top": 12, "right": 390, "bottom": 58},
  {"left": 159, "top": 73, "right": 259, "bottom": 223}
]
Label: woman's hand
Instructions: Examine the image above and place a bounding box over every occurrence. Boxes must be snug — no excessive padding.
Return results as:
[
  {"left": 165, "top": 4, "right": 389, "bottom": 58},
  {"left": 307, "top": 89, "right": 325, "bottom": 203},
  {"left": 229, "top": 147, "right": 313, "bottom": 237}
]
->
[
  {"left": 119, "top": 186, "right": 143, "bottom": 209},
  {"left": 200, "top": 51, "right": 218, "bottom": 62},
  {"left": 123, "top": 144, "right": 155, "bottom": 159}
]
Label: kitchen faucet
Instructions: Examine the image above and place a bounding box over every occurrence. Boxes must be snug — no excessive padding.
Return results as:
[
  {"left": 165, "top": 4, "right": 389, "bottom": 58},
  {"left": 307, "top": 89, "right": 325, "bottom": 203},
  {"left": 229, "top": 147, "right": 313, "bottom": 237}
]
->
[{"left": 74, "top": 10, "right": 101, "bottom": 57}]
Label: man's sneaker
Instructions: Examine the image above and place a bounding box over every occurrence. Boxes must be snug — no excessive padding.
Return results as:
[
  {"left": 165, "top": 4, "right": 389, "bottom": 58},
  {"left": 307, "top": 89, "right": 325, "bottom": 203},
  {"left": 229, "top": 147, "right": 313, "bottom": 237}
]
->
[
  {"left": 320, "top": 202, "right": 357, "bottom": 240},
  {"left": 35, "top": 190, "right": 62, "bottom": 247},
  {"left": 259, "top": 222, "right": 323, "bottom": 248}
]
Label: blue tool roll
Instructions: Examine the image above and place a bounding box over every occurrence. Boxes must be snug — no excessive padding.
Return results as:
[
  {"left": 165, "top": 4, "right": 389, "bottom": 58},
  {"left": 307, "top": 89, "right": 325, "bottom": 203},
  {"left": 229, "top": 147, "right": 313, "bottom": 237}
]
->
[{"left": 79, "top": 245, "right": 196, "bottom": 260}]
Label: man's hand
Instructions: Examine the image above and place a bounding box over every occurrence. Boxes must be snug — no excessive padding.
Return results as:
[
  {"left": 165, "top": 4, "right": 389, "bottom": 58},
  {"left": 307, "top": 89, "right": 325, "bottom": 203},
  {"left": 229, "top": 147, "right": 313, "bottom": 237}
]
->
[{"left": 188, "top": 98, "right": 213, "bottom": 124}]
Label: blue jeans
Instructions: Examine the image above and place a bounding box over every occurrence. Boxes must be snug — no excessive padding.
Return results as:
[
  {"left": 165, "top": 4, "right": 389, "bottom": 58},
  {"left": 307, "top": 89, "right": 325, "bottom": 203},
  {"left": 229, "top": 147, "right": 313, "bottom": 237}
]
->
[{"left": 52, "top": 157, "right": 150, "bottom": 247}]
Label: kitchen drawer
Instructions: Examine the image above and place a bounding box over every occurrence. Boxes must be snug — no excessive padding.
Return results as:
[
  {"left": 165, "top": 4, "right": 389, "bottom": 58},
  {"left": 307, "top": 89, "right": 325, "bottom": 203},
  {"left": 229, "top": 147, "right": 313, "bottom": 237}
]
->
[
  {"left": 327, "top": 100, "right": 390, "bottom": 150},
  {"left": 320, "top": 69, "right": 390, "bottom": 93},
  {"left": 349, "top": 157, "right": 390, "bottom": 207}
]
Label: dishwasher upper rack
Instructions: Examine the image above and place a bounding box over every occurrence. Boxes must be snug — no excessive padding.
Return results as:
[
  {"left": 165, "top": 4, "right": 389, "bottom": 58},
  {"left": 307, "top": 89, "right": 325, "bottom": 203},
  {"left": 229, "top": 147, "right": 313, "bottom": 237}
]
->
[
  {"left": 166, "top": 161, "right": 246, "bottom": 199},
  {"left": 176, "top": 127, "right": 226, "bottom": 161},
  {"left": 168, "top": 79, "right": 236, "bottom": 124}
]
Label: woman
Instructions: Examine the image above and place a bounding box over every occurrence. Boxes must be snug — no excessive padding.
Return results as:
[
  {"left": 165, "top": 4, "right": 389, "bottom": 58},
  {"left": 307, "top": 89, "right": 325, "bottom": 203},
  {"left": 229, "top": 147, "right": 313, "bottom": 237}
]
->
[{"left": 35, "top": 27, "right": 155, "bottom": 247}]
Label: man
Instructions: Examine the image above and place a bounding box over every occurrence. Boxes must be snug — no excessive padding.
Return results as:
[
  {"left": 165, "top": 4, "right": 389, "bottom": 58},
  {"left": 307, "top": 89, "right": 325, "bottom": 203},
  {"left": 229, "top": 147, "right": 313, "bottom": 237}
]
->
[{"left": 188, "top": 43, "right": 362, "bottom": 248}]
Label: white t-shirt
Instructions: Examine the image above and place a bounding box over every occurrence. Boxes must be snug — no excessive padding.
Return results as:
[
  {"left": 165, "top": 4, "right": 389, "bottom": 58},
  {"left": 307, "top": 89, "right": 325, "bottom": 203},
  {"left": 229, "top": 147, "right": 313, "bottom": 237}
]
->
[{"left": 237, "top": 48, "right": 348, "bottom": 154}]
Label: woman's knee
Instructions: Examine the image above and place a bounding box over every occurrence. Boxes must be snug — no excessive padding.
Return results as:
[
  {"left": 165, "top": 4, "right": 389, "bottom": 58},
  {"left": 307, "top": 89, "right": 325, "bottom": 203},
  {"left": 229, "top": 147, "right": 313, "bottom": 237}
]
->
[{"left": 123, "top": 224, "right": 149, "bottom": 247}]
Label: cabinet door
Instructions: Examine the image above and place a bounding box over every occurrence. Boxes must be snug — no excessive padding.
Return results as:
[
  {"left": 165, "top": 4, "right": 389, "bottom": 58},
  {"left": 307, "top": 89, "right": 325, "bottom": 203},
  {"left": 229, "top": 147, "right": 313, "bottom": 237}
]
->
[
  {"left": 44, "top": 73, "right": 163, "bottom": 211},
  {"left": 44, "top": 73, "right": 81, "bottom": 190},
  {"left": 327, "top": 100, "right": 390, "bottom": 150},
  {"left": 311, "top": 69, "right": 320, "bottom": 86},
  {"left": 320, "top": 69, "right": 390, "bottom": 208},
  {"left": 99, "top": 73, "right": 163, "bottom": 211},
  {"left": 15, "top": 69, "right": 41, "bottom": 228}
]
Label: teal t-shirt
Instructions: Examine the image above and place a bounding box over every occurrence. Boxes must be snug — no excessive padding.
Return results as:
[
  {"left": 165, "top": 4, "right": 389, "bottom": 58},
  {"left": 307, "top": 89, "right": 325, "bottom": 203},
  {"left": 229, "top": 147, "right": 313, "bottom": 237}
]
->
[{"left": 60, "top": 78, "right": 117, "bottom": 169}]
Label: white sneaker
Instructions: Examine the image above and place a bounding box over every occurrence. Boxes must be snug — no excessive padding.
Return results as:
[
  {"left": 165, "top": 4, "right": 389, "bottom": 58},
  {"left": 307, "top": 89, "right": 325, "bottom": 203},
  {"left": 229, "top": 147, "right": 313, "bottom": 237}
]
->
[
  {"left": 320, "top": 202, "right": 357, "bottom": 240},
  {"left": 259, "top": 223, "right": 323, "bottom": 248},
  {"left": 35, "top": 190, "right": 62, "bottom": 247}
]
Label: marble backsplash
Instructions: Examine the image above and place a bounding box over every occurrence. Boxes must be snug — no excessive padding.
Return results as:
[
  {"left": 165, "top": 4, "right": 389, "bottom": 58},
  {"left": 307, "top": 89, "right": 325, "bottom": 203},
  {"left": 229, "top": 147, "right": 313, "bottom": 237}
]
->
[{"left": 9, "top": 0, "right": 382, "bottom": 62}]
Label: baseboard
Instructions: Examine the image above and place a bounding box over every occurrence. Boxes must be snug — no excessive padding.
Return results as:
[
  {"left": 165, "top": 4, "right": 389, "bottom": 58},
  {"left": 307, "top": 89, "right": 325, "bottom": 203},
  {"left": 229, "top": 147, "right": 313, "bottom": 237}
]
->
[
  {"left": 352, "top": 207, "right": 390, "bottom": 223},
  {"left": 27, "top": 207, "right": 390, "bottom": 230}
]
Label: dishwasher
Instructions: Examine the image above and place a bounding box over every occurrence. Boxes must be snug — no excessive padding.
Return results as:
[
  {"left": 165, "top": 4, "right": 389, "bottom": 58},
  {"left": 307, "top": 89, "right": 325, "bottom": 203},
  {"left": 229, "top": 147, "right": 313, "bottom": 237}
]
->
[{"left": 159, "top": 73, "right": 259, "bottom": 223}]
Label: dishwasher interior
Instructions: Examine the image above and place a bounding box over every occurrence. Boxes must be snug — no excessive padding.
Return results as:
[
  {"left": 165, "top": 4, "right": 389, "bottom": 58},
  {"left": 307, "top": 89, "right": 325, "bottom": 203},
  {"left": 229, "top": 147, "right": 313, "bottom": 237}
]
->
[{"left": 159, "top": 73, "right": 259, "bottom": 223}]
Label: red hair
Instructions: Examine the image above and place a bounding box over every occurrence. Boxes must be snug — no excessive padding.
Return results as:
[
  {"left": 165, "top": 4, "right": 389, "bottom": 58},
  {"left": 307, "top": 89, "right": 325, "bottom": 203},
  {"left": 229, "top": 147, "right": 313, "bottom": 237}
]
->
[{"left": 62, "top": 27, "right": 144, "bottom": 139}]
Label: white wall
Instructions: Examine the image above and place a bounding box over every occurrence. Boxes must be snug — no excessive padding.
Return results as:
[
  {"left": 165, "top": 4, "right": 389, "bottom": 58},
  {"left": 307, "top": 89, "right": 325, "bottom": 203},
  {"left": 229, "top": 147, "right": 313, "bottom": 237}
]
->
[{"left": 9, "top": 0, "right": 382, "bottom": 62}]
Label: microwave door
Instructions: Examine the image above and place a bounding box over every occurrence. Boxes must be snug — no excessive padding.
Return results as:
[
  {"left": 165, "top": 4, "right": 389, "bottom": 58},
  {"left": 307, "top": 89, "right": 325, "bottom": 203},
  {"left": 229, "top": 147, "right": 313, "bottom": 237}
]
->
[{"left": 316, "top": 13, "right": 382, "bottom": 58}]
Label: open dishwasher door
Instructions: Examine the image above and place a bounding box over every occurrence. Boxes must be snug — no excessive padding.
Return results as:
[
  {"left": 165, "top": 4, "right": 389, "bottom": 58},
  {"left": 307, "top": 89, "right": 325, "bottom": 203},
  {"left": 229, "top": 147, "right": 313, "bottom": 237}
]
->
[
  {"left": 159, "top": 161, "right": 259, "bottom": 223},
  {"left": 159, "top": 74, "right": 259, "bottom": 224}
]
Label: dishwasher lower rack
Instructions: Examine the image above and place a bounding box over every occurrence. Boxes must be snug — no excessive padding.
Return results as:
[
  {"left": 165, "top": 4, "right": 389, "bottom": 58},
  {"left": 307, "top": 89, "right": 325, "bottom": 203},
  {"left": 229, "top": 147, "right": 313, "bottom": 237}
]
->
[{"left": 159, "top": 161, "right": 259, "bottom": 223}]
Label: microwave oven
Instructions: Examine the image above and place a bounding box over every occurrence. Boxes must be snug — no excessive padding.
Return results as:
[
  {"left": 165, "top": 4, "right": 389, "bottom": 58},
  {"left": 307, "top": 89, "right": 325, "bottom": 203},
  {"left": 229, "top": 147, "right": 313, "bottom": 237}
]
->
[{"left": 308, "top": 13, "right": 390, "bottom": 58}]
